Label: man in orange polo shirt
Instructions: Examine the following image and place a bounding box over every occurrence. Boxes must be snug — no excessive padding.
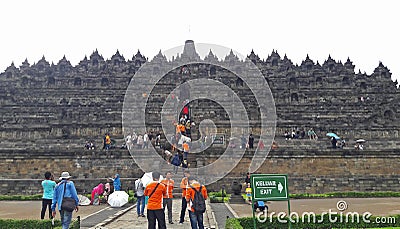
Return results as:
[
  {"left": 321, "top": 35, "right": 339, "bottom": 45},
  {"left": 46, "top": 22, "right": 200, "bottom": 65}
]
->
[
  {"left": 183, "top": 141, "right": 190, "bottom": 159},
  {"left": 186, "top": 177, "right": 208, "bottom": 229},
  {"left": 144, "top": 171, "right": 166, "bottom": 229},
  {"left": 161, "top": 172, "right": 175, "bottom": 224},
  {"left": 178, "top": 170, "right": 190, "bottom": 225}
]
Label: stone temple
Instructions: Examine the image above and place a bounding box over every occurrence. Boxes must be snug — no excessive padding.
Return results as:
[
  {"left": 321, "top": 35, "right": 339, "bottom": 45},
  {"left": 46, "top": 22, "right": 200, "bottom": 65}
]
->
[{"left": 0, "top": 40, "right": 399, "bottom": 195}]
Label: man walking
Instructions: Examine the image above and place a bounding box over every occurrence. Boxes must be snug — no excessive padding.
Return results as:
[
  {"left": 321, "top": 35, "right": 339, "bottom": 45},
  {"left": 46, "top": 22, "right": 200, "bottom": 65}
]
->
[
  {"left": 51, "top": 172, "right": 79, "bottom": 229},
  {"left": 186, "top": 177, "right": 208, "bottom": 229},
  {"left": 179, "top": 170, "right": 190, "bottom": 225},
  {"left": 144, "top": 171, "right": 166, "bottom": 229},
  {"left": 135, "top": 175, "right": 145, "bottom": 217},
  {"left": 161, "top": 172, "right": 175, "bottom": 224}
]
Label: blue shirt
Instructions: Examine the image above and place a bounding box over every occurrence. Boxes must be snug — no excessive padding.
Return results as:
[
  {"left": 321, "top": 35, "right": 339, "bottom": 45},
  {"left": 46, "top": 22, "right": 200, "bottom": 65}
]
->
[
  {"left": 51, "top": 180, "right": 79, "bottom": 212},
  {"left": 42, "top": 180, "right": 56, "bottom": 199}
]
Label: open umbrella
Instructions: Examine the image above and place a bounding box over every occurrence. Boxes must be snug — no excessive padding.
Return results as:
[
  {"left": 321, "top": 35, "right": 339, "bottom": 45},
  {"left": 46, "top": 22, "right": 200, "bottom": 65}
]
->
[
  {"left": 326, "top": 133, "right": 340, "bottom": 140},
  {"left": 178, "top": 135, "right": 191, "bottom": 145},
  {"left": 78, "top": 194, "right": 90, "bottom": 206},
  {"left": 108, "top": 191, "right": 129, "bottom": 207},
  {"left": 141, "top": 172, "right": 164, "bottom": 187},
  {"left": 356, "top": 139, "right": 366, "bottom": 143}
]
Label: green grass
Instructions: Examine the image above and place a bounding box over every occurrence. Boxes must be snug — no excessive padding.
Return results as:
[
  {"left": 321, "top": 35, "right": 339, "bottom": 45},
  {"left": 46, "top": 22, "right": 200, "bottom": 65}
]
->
[{"left": 209, "top": 190, "right": 231, "bottom": 203}]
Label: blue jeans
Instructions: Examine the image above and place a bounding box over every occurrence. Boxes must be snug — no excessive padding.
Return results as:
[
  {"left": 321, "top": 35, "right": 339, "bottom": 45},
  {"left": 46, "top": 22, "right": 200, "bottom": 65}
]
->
[
  {"left": 60, "top": 210, "right": 73, "bottom": 229},
  {"left": 189, "top": 210, "right": 204, "bottom": 229},
  {"left": 136, "top": 195, "right": 145, "bottom": 216}
]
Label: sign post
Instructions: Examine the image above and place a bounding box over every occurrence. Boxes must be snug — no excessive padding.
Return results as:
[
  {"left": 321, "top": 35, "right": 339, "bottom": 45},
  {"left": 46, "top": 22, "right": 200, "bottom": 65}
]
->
[{"left": 250, "top": 174, "right": 291, "bottom": 229}]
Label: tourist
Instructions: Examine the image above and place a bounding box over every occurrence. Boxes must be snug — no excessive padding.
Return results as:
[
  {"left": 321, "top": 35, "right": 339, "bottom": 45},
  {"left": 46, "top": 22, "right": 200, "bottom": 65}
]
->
[
  {"left": 91, "top": 183, "right": 104, "bottom": 205},
  {"left": 245, "top": 183, "right": 252, "bottom": 204},
  {"left": 284, "top": 130, "right": 290, "bottom": 140},
  {"left": 244, "top": 172, "right": 251, "bottom": 186},
  {"left": 254, "top": 201, "right": 268, "bottom": 212},
  {"left": 103, "top": 178, "right": 114, "bottom": 202},
  {"left": 179, "top": 170, "right": 190, "bottom": 225},
  {"left": 164, "top": 149, "right": 172, "bottom": 163},
  {"left": 155, "top": 131, "right": 161, "bottom": 147},
  {"left": 143, "top": 132, "right": 149, "bottom": 149},
  {"left": 113, "top": 174, "right": 121, "bottom": 191},
  {"left": 248, "top": 134, "right": 254, "bottom": 149},
  {"left": 125, "top": 133, "right": 132, "bottom": 150},
  {"left": 171, "top": 153, "right": 181, "bottom": 174},
  {"left": 331, "top": 137, "right": 337, "bottom": 149},
  {"left": 182, "top": 159, "right": 189, "bottom": 173},
  {"left": 241, "top": 134, "right": 247, "bottom": 148},
  {"left": 137, "top": 134, "right": 143, "bottom": 149},
  {"left": 161, "top": 172, "right": 175, "bottom": 224},
  {"left": 104, "top": 133, "right": 111, "bottom": 150},
  {"left": 183, "top": 140, "right": 190, "bottom": 159},
  {"left": 258, "top": 140, "right": 264, "bottom": 150},
  {"left": 51, "top": 172, "right": 79, "bottom": 229},
  {"left": 300, "top": 129, "right": 306, "bottom": 139},
  {"left": 135, "top": 175, "right": 145, "bottom": 217},
  {"left": 186, "top": 177, "right": 208, "bottom": 229},
  {"left": 41, "top": 171, "right": 56, "bottom": 219},
  {"left": 144, "top": 171, "right": 167, "bottom": 229}
]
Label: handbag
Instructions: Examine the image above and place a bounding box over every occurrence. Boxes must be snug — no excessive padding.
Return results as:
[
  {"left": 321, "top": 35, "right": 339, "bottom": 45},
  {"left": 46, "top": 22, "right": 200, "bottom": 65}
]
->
[{"left": 61, "top": 182, "right": 77, "bottom": 212}]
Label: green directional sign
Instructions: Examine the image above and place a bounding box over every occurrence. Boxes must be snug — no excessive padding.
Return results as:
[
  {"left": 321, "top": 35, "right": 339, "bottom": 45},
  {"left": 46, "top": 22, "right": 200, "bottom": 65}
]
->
[{"left": 251, "top": 174, "right": 288, "bottom": 201}]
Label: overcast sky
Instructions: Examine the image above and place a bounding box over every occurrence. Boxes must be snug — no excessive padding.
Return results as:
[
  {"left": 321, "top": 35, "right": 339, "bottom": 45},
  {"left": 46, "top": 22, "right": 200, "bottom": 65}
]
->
[{"left": 1, "top": 0, "right": 399, "bottom": 82}]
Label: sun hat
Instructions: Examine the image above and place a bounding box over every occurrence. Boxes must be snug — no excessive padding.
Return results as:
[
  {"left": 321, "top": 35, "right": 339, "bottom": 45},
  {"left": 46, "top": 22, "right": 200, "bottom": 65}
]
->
[{"left": 59, "top": 171, "right": 72, "bottom": 180}]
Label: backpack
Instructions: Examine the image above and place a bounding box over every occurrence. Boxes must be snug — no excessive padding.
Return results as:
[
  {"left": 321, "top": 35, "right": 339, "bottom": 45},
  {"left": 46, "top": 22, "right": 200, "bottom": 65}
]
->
[
  {"left": 171, "top": 155, "right": 181, "bottom": 166},
  {"left": 191, "top": 185, "right": 206, "bottom": 213}
]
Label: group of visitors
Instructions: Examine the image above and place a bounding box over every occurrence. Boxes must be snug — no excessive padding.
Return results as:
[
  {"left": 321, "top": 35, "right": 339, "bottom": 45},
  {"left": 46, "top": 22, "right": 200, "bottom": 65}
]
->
[
  {"left": 84, "top": 140, "right": 95, "bottom": 150},
  {"left": 135, "top": 170, "right": 208, "bottom": 229},
  {"left": 40, "top": 171, "right": 79, "bottom": 229},
  {"left": 240, "top": 134, "right": 255, "bottom": 149},
  {"left": 125, "top": 130, "right": 162, "bottom": 150},
  {"left": 283, "top": 128, "right": 318, "bottom": 140},
  {"left": 90, "top": 174, "right": 121, "bottom": 205},
  {"left": 41, "top": 171, "right": 122, "bottom": 229}
]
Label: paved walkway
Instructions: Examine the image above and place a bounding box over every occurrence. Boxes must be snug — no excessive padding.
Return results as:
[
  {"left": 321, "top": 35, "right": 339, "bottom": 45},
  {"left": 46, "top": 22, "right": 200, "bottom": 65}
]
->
[
  {"left": 81, "top": 203, "right": 133, "bottom": 228},
  {"left": 209, "top": 203, "right": 235, "bottom": 228},
  {"left": 103, "top": 198, "right": 216, "bottom": 229}
]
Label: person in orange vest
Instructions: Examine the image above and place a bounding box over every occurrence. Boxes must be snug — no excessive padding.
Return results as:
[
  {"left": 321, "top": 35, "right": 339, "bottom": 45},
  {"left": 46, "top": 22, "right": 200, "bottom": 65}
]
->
[
  {"left": 186, "top": 177, "right": 208, "bottom": 229},
  {"left": 183, "top": 141, "right": 190, "bottom": 159},
  {"left": 161, "top": 172, "right": 175, "bottom": 224},
  {"left": 144, "top": 171, "right": 166, "bottom": 229},
  {"left": 178, "top": 170, "right": 190, "bottom": 225}
]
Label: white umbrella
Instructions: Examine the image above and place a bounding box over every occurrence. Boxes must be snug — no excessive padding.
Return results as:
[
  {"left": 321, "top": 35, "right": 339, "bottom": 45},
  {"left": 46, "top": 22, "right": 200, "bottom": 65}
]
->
[
  {"left": 356, "top": 139, "right": 366, "bottom": 143},
  {"left": 78, "top": 194, "right": 90, "bottom": 206},
  {"left": 108, "top": 191, "right": 129, "bottom": 207},
  {"left": 141, "top": 172, "right": 164, "bottom": 187},
  {"left": 178, "top": 135, "right": 191, "bottom": 145}
]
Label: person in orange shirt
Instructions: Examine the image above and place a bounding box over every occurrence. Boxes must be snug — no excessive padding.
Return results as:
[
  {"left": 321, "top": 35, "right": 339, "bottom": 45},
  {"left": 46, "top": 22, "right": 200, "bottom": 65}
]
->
[
  {"left": 178, "top": 170, "right": 190, "bottom": 225},
  {"left": 186, "top": 177, "right": 208, "bottom": 229},
  {"left": 144, "top": 171, "right": 166, "bottom": 229},
  {"left": 183, "top": 141, "right": 190, "bottom": 159},
  {"left": 161, "top": 172, "right": 175, "bottom": 224}
]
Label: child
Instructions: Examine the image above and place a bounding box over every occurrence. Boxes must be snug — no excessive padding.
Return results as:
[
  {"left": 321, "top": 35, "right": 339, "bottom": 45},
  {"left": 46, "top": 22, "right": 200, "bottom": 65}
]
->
[{"left": 245, "top": 183, "right": 252, "bottom": 204}]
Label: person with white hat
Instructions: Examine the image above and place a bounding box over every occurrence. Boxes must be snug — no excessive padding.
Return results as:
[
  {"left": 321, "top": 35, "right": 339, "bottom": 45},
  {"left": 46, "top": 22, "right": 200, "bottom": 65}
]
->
[{"left": 51, "top": 171, "right": 79, "bottom": 229}]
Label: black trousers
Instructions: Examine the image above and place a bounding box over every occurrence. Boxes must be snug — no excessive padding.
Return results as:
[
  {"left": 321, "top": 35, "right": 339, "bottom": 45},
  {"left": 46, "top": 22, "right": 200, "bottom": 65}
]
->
[
  {"left": 147, "top": 209, "right": 166, "bottom": 229},
  {"left": 41, "top": 198, "right": 53, "bottom": 219},
  {"left": 179, "top": 197, "right": 187, "bottom": 223}
]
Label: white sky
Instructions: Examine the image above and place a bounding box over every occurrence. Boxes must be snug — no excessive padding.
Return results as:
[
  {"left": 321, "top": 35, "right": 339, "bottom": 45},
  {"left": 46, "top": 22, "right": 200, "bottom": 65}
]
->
[{"left": 1, "top": 0, "right": 399, "bottom": 82}]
